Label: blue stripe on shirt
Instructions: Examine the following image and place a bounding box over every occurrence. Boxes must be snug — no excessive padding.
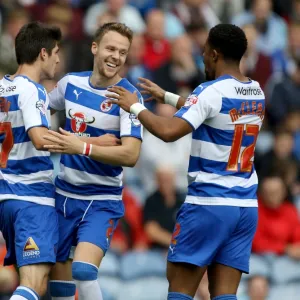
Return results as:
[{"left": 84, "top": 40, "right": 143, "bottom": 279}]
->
[
  {"left": 0, "top": 180, "right": 55, "bottom": 198},
  {"left": 188, "top": 156, "right": 254, "bottom": 178},
  {"left": 3, "top": 156, "right": 53, "bottom": 175},
  {"left": 61, "top": 154, "right": 122, "bottom": 177},
  {"left": 192, "top": 124, "right": 255, "bottom": 147},
  {"left": 220, "top": 98, "right": 265, "bottom": 115},
  {"left": 188, "top": 181, "right": 258, "bottom": 199},
  {"left": 55, "top": 177, "right": 123, "bottom": 196}
]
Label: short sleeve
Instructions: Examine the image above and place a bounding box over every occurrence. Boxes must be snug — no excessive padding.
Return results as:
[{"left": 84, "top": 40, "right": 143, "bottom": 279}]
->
[
  {"left": 18, "top": 83, "right": 50, "bottom": 132},
  {"left": 48, "top": 75, "right": 68, "bottom": 111},
  {"left": 174, "top": 86, "right": 222, "bottom": 130},
  {"left": 120, "top": 91, "right": 143, "bottom": 140}
]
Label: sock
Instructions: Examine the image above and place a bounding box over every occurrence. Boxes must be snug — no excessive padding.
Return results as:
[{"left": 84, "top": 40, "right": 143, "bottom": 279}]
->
[
  {"left": 10, "top": 286, "right": 40, "bottom": 300},
  {"left": 72, "top": 261, "right": 103, "bottom": 300},
  {"left": 49, "top": 280, "right": 76, "bottom": 300},
  {"left": 168, "top": 292, "right": 193, "bottom": 300},
  {"left": 212, "top": 295, "right": 237, "bottom": 300}
]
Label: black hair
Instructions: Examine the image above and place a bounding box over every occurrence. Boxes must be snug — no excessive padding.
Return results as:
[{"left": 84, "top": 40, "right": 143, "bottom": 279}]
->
[
  {"left": 207, "top": 24, "right": 248, "bottom": 62},
  {"left": 15, "top": 21, "right": 62, "bottom": 65}
]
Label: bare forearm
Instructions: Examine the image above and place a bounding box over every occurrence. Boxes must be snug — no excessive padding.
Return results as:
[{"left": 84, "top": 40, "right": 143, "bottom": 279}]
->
[
  {"left": 138, "top": 110, "right": 175, "bottom": 142},
  {"left": 176, "top": 96, "right": 186, "bottom": 110},
  {"left": 90, "top": 145, "right": 137, "bottom": 167},
  {"left": 145, "top": 222, "right": 172, "bottom": 247}
]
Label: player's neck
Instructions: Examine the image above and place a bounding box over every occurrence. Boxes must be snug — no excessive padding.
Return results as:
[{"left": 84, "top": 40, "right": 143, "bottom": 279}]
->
[
  {"left": 11, "top": 64, "right": 41, "bottom": 83},
  {"left": 216, "top": 64, "right": 248, "bottom": 82},
  {"left": 90, "top": 71, "right": 122, "bottom": 89}
]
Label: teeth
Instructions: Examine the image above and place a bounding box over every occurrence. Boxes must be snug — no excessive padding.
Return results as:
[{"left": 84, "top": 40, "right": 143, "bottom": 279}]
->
[{"left": 107, "top": 63, "right": 116, "bottom": 68}]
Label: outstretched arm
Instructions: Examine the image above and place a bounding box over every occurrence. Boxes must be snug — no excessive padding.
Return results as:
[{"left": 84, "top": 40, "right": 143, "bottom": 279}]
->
[
  {"left": 106, "top": 86, "right": 193, "bottom": 142},
  {"left": 138, "top": 77, "right": 186, "bottom": 110}
]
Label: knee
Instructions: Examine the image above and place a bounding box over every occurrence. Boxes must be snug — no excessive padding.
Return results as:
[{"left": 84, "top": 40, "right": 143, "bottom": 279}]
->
[
  {"left": 72, "top": 261, "right": 98, "bottom": 281},
  {"left": 248, "top": 276, "right": 269, "bottom": 300}
]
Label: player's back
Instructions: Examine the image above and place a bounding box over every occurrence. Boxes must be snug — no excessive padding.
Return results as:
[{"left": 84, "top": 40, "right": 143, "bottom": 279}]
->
[
  {"left": 0, "top": 75, "right": 54, "bottom": 206},
  {"left": 182, "top": 75, "right": 265, "bottom": 207}
]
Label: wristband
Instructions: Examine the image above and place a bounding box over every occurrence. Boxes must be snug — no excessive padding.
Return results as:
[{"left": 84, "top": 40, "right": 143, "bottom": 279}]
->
[
  {"left": 164, "top": 92, "right": 180, "bottom": 107},
  {"left": 82, "top": 142, "right": 93, "bottom": 156},
  {"left": 130, "top": 102, "right": 147, "bottom": 117}
]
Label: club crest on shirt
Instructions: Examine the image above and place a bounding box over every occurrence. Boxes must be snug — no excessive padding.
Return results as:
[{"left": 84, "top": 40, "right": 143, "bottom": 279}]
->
[
  {"left": 184, "top": 94, "right": 198, "bottom": 107},
  {"left": 36, "top": 99, "right": 46, "bottom": 115},
  {"left": 100, "top": 100, "right": 113, "bottom": 112},
  {"left": 68, "top": 109, "right": 95, "bottom": 135}
]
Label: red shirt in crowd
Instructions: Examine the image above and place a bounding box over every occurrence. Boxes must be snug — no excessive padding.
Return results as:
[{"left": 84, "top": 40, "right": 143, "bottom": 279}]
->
[{"left": 252, "top": 198, "right": 300, "bottom": 255}]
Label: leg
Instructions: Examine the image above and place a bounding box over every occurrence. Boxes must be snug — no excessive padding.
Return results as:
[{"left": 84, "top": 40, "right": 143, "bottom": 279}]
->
[
  {"left": 0, "top": 201, "right": 59, "bottom": 300},
  {"left": 247, "top": 276, "right": 269, "bottom": 300},
  {"left": 210, "top": 207, "right": 258, "bottom": 300},
  {"left": 166, "top": 204, "right": 240, "bottom": 300},
  {"left": 167, "top": 261, "right": 207, "bottom": 298},
  {"left": 50, "top": 261, "right": 76, "bottom": 300},
  {"left": 207, "top": 263, "right": 241, "bottom": 299},
  {"left": 196, "top": 271, "right": 210, "bottom": 300},
  {"left": 49, "top": 194, "right": 80, "bottom": 300},
  {"left": 72, "top": 200, "right": 124, "bottom": 300}
]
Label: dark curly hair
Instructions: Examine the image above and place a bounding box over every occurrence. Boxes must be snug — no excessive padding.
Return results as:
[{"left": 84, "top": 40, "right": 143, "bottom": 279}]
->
[{"left": 207, "top": 24, "right": 248, "bottom": 62}]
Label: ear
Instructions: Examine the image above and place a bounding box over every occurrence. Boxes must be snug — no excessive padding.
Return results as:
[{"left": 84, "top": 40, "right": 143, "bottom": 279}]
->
[
  {"left": 40, "top": 48, "right": 48, "bottom": 61},
  {"left": 91, "top": 42, "right": 98, "bottom": 55},
  {"left": 212, "top": 49, "right": 219, "bottom": 62}
]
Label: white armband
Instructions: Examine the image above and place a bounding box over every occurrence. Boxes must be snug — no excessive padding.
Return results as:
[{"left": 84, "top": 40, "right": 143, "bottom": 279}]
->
[
  {"left": 130, "top": 103, "right": 147, "bottom": 117},
  {"left": 164, "top": 92, "right": 180, "bottom": 107}
]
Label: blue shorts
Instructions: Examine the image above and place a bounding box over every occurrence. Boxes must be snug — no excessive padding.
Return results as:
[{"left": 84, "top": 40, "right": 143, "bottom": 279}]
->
[
  {"left": 55, "top": 193, "right": 124, "bottom": 262},
  {"left": 0, "top": 200, "right": 58, "bottom": 267},
  {"left": 167, "top": 203, "right": 258, "bottom": 273}
]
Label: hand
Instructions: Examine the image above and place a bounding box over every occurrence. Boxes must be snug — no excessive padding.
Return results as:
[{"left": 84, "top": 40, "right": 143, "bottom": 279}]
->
[
  {"left": 94, "top": 134, "right": 121, "bottom": 146},
  {"left": 138, "top": 77, "right": 166, "bottom": 103},
  {"left": 286, "top": 244, "right": 300, "bottom": 260},
  {"left": 43, "top": 128, "right": 84, "bottom": 155},
  {"left": 106, "top": 86, "right": 139, "bottom": 113}
]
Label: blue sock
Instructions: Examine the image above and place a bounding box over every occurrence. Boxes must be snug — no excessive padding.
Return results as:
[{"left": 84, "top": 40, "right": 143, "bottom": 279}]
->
[
  {"left": 49, "top": 280, "right": 76, "bottom": 298},
  {"left": 212, "top": 295, "right": 237, "bottom": 300},
  {"left": 168, "top": 292, "right": 193, "bottom": 300},
  {"left": 12, "top": 286, "right": 40, "bottom": 300}
]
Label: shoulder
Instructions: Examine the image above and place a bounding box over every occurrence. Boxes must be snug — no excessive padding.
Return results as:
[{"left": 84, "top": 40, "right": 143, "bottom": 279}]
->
[
  {"left": 15, "top": 76, "right": 39, "bottom": 96},
  {"left": 68, "top": 71, "right": 92, "bottom": 78},
  {"left": 118, "top": 78, "right": 142, "bottom": 97}
]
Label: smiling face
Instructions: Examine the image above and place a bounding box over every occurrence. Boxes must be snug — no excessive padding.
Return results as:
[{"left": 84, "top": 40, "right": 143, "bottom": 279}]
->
[{"left": 92, "top": 30, "right": 131, "bottom": 80}]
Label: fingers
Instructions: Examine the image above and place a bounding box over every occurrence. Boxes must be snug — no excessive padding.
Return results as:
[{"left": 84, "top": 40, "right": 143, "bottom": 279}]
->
[
  {"left": 107, "top": 99, "right": 119, "bottom": 105},
  {"left": 107, "top": 86, "right": 127, "bottom": 94},
  {"left": 43, "top": 134, "right": 62, "bottom": 144},
  {"left": 144, "top": 97, "right": 154, "bottom": 102},
  {"left": 137, "top": 83, "right": 152, "bottom": 91},
  {"left": 59, "top": 127, "right": 72, "bottom": 136},
  {"left": 138, "top": 77, "right": 154, "bottom": 86},
  {"left": 105, "top": 93, "right": 120, "bottom": 100}
]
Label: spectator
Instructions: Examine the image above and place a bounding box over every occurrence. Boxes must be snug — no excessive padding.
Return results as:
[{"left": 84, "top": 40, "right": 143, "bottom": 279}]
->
[
  {"left": 210, "top": 0, "right": 245, "bottom": 23},
  {"left": 152, "top": 34, "right": 205, "bottom": 95},
  {"left": 268, "top": 60, "right": 300, "bottom": 127},
  {"left": 247, "top": 176, "right": 300, "bottom": 300},
  {"left": 255, "top": 128, "right": 297, "bottom": 181},
  {"left": 0, "top": 8, "right": 30, "bottom": 75},
  {"left": 143, "top": 166, "right": 185, "bottom": 250},
  {"left": 232, "top": 0, "right": 288, "bottom": 56},
  {"left": 142, "top": 9, "right": 171, "bottom": 71},
  {"left": 83, "top": 0, "right": 145, "bottom": 37},
  {"left": 172, "top": 0, "right": 220, "bottom": 30},
  {"left": 241, "top": 23, "right": 273, "bottom": 90},
  {"left": 111, "top": 187, "right": 148, "bottom": 253},
  {"left": 137, "top": 104, "right": 191, "bottom": 197}
]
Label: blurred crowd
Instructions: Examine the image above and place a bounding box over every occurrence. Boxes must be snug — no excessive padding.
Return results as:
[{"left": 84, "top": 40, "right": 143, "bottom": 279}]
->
[{"left": 1, "top": 0, "right": 300, "bottom": 299}]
